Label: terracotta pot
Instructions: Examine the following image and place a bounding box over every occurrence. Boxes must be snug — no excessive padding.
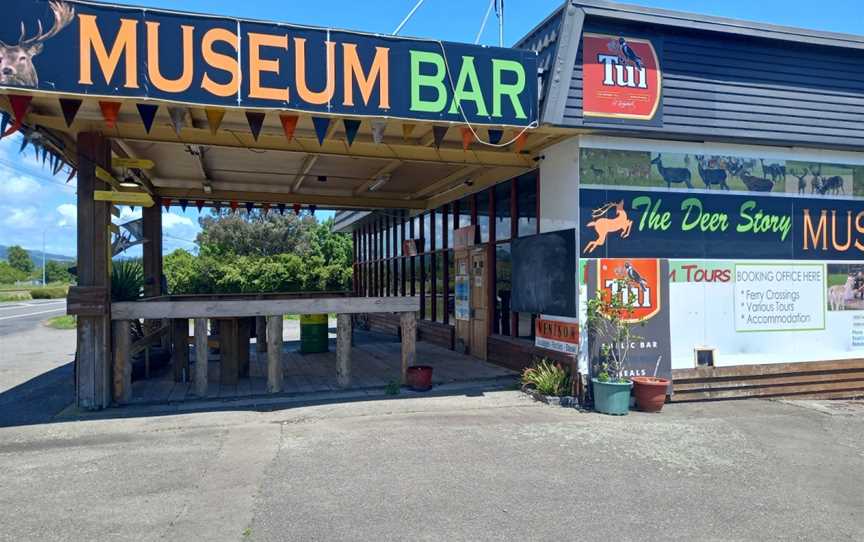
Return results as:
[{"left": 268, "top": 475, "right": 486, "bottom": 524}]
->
[
  {"left": 631, "top": 376, "right": 670, "bottom": 412},
  {"left": 406, "top": 366, "right": 434, "bottom": 391}
]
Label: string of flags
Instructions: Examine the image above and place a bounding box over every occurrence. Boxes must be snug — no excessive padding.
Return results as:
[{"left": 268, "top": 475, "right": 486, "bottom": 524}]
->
[
  {"left": 158, "top": 197, "right": 317, "bottom": 216},
  {"left": 1, "top": 93, "right": 530, "bottom": 154}
]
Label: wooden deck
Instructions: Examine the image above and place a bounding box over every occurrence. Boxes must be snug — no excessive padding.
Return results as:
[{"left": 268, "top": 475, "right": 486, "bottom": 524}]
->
[{"left": 129, "top": 331, "right": 516, "bottom": 405}]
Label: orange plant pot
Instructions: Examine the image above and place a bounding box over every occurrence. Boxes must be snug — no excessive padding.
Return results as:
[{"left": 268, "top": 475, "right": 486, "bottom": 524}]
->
[{"left": 631, "top": 376, "right": 670, "bottom": 412}]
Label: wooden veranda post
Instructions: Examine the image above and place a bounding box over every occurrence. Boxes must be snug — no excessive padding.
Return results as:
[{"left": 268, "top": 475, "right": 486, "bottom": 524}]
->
[
  {"left": 194, "top": 318, "right": 209, "bottom": 396},
  {"left": 75, "top": 132, "right": 113, "bottom": 410},
  {"left": 336, "top": 314, "right": 352, "bottom": 388},
  {"left": 400, "top": 312, "right": 417, "bottom": 384},
  {"left": 142, "top": 204, "right": 162, "bottom": 297},
  {"left": 266, "top": 315, "right": 283, "bottom": 393},
  {"left": 112, "top": 320, "right": 131, "bottom": 404}
]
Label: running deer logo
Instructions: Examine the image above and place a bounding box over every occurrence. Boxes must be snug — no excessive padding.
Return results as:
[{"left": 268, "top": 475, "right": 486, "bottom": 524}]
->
[
  {"left": 0, "top": 1, "right": 75, "bottom": 88},
  {"left": 583, "top": 200, "right": 633, "bottom": 254}
]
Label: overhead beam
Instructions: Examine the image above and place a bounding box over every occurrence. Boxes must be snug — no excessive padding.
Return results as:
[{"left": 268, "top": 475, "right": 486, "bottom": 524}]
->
[
  {"left": 292, "top": 154, "right": 319, "bottom": 192},
  {"left": 410, "top": 165, "right": 483, "bottom": 199},
  {"left": 153, "top": 177, "right": 414, "bottom": 199},
  {"left": 426, "top": 166, "right": 530, "bottom": 210},
  {"left": 353, "top": 160, "right": 402, "bottom": 196},
  {"left": 157, "top": 187, "right": 427, "bottom": 210}
]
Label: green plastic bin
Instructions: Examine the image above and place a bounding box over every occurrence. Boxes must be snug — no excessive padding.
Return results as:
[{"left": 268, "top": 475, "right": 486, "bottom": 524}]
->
[{"left": 300, "top": 314, "right": 329, "bottom": 353}]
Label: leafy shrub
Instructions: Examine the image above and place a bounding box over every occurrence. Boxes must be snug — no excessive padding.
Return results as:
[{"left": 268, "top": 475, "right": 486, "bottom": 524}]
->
[
  {"left": 521, "top": 358, "right": 571, "bottom": 397},
  {"left": 111, "top": 259, "right": 144, "bottom": 302},
  {"left": 30, "top": 287, "right": 67, "bottom": 299},
  {"left": 0, "top": 292, "right": 30, "bottom": 302},
  {"left": 0, "top": 261, "right": 26, "bottom": 285}
]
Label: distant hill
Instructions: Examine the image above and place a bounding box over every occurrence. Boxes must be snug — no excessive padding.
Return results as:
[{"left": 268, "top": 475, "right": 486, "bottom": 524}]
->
[{"left": 0, "top": 245, "right": 75, "bottom": 263}]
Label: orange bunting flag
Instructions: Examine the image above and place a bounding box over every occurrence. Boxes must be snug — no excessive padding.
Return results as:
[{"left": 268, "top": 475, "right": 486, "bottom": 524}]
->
[
  {"left": 99, "top": 101, "right": 122, "bottom": 129},
  {"left": 402, "top": 123, "right": 416, "bottom": 141},
  {"left": 205, "top": 108, "right": 226, "bottom": 135},
  {"left": 514, "top": 132, "right": 528, "bottom": 154},
  {"left": 460, "top": 127, "right": 474, "bottom": 150},
  {"left": 280, "top": 114, "right": 299, "bottom": 141},
  {"left": 261, "top": 203, "right": 270, "bottom": 215}
]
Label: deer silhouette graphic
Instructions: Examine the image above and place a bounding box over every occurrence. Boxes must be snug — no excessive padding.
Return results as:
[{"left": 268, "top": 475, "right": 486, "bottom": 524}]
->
[
  {"left": 0, "top": 1, "right": 75, "bottom": 87},
  {"left": 584, "top": 200, "right": 633, "bottom": 254}
]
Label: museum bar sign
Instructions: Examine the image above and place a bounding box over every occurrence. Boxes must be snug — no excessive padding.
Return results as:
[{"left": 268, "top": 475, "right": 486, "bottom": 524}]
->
[
  {"left": 0, "top": 0, "right": 538, "bottom": 126},
  {"left": 580, "top": 187, "right": 864, "bottom": 260}
]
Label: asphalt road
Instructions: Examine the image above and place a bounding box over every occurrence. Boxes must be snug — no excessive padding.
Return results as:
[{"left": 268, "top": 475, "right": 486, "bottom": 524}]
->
[
  {"left": 0, "top": 299, "right": 68, "bottom": 336},
  {"left": 0, "top": 299, "right": 75, "bottom": 427},
  {"left": 0, "top": 394, "right": 861, "bottom": 541}
]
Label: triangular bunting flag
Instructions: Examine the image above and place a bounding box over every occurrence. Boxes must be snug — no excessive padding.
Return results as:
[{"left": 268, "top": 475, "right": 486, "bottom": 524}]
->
[
  {"left": 136, "top": 103, "right": 159, "bottom": 134},
  {"left": 245, "top": 202, "right": 255, "bottom": 214},
  {"left": 277, "top": 203, "right": 286, "bottom": 215},
  {"left": 261, "top": 203, "right": 270, "bottom": 216},
  {"left": 309, "top": 205, "right": 317, "bottom": 216},
  {"left": 213, "top": 201, "right": 222, "bottom": 213},
  {"left": 432, "top": 126, "right": 448, "bottom": 149},
  {"left": 293, "top": 203, "right": 302, "bottom": 215},
  {"left": 245, "top": 111, "right": 266, "bottom": 141},
  {"left": 66, "top": 168, "right": 77, "bottom": 183},
  {"left": 0, "top": 112, "right": 10, "bottom": 138},
  {"left": 514, "top": 132, "right": 528, "bottom": 154},
  {"left": 460, "top": 127, "right": 474, "bottom": 150},
  {"left": 371, "top": 120, "right": 386, "bottom": 144},
  {"left": 196, "top": 200, "right": 205, "bottom": 212},
  {"left": 402, "top": 123, "right": 416, "bottom": 141},
  {"left": 229, "top": 201, "right": 238, "bottom": 214},
  {"left": 168, "top": 107, "right": 186, "bottom": 137},
  {"left": 205, "top": 108, "right": 225, "bottom": 135},
  {"left": 487, "top": 129, "right": 503, "bottom": 145},
  {"left": 99, "top": 101, "right": 122, "bottom": 129},
  {"left": 279, "top": 114, "right": 299, "bottom": 141},
  {"left": 343, "top": 119, "right": 361, "bottom": 147},
  {"left": 161, "top": 198, "right": 172, "bottom": 212},
  {"left": 312, "top": 117, "right": 330, "bottom": 145},
  {"left": 179, "top": 199, "right": 189, "bottom": 212},
  {"left": 59, "top": 98, "right": 82, "bottom": 128},
  {"left": 2, "top": 95, "right": 33, "bottom": 138}
]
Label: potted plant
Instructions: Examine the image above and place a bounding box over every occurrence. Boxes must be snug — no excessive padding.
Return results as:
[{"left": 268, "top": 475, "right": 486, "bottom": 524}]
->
[
  {"left": 631, "top": 370, "right": 670, "bottom": 413},
  {"left": 585, "top": 278, "right": 642, "bottom": 415},
  {"left": 520, "top": 358, "right": 574, "bottom": 407}
]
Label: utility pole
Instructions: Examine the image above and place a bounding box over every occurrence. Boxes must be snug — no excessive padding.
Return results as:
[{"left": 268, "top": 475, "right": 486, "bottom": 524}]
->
[
  {"left": 42, "top": 229, "right": 46, "bottom": 286},
  {"left": 498, "top": 0, "right": 504, "bottom": 47}
]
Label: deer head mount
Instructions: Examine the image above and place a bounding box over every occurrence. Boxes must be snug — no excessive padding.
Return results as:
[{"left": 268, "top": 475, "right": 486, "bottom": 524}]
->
[{"left": 0, "top": 1, "right": 75, "bottom": 87}]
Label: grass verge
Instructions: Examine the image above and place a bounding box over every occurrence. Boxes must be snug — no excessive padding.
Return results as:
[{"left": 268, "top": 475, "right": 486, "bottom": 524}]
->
[{"left": 45, "top": 315, "right": 76, "bottom": 330}]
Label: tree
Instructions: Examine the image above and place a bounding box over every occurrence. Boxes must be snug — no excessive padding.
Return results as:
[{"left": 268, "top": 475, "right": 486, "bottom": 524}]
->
[
  {"left": 44, "top": 260, "right": 74, "bottom": 284},
  {"left": 7, "top": 245, "right": 33, "bottom": 274},
  {"left": 0, "top": 261, "right": 25, "bottom": 284}
]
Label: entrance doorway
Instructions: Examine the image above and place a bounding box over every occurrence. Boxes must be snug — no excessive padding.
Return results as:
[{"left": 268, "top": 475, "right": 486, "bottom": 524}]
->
[{"left": 455, "top": 247, "right": 488, "bottom": 360}]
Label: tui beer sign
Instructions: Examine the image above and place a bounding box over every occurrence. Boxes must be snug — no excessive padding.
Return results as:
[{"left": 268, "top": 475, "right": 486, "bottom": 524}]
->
[
  {"left": 0, "top": 0, "right": 538, "bottom": 126},
  {"left": 582, "top": 33, "right": 661, "bottom": 121}
]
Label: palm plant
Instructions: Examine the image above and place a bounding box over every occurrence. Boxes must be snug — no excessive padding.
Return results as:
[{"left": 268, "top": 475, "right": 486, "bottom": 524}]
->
[
  {"left": 111, "top": 259, "right": 144, "bottom": 302},
  {"left": 521, "top": 358, "right": 571, "bottom": 397}
]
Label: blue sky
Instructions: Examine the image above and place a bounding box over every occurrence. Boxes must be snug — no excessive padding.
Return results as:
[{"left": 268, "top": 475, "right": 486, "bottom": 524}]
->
[{"left": 1, "top": 0, "right": 860, "bottom": 258}]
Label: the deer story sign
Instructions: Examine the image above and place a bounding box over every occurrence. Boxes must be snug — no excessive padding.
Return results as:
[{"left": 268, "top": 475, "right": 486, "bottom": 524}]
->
[
  {"left": 0, "top": 0, "right": 538, "bottom": 126},
  {"left": 580, "top": 187, "right": 864, "bottom": 261}
]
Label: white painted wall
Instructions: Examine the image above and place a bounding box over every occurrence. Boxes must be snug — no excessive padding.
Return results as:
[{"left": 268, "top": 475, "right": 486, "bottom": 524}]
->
[{"left": 538, "top": 137, "right": 580, "bottom": 234}]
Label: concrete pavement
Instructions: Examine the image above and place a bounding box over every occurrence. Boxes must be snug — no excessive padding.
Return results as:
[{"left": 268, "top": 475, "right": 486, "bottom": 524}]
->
[{"left": 0, "top": 392, "right": 862, "bottom": 541}]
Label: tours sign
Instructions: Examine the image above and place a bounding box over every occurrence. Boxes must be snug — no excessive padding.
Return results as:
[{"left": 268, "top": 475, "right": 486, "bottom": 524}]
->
[
  {"left": 582, "top": 34, "right": 661, "bottom": 122},
  {"left": 581, "top": 187, "right": 864, "bottom": 260},
  {"left": 0, "top": 0, "right": 538, "bottom": 126}
]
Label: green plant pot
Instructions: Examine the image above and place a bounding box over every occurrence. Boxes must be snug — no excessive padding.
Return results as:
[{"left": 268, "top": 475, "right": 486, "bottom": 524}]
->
[{"left": 592, "top": 378, "right": 631, "bottom": 416}]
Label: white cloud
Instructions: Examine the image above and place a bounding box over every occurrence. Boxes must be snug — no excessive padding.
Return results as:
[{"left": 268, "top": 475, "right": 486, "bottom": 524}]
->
[
  {"left": 0, "top": 175, "right": 40, "bottom": 199},
  {"left": 162, "top": 212, "right": 193, "bottom": 230},
  {"left": 57, "top": 203, "right": 77, "bottom": 226},
  {"left": 2, "top": 206, "right": 39, "bottom": 229}
]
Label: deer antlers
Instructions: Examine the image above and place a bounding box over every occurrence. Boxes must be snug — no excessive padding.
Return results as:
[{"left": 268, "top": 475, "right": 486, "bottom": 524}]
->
[{"left": 18, "top": 1, "right": 75, "bottom": 47}]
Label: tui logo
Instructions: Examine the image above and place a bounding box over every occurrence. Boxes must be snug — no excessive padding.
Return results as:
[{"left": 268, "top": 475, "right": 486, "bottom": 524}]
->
[
  {"left": 598, "top": 259, "right": 661, "bottom": 322},
  {"left": 582, "top": 33, "right": 661, "bottom": 120}
]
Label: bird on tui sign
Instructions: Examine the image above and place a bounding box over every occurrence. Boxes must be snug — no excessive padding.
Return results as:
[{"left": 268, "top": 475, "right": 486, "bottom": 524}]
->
[{"left": 618, "top": 37, "right": 643, "bottom": 69}]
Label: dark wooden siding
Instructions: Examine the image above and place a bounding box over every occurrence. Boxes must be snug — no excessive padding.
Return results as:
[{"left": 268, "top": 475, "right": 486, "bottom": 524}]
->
[{"left": 564, "top": 20, "right": 864, "bottom": 149}]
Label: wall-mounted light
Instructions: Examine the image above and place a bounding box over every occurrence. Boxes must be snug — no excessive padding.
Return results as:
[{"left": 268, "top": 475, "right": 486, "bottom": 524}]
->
[
  {"left": 369, "top": 173, "right": 391, "bottom": 192},
  {"left": 119, "top": 175, "right": 139, "bottom": 188}
]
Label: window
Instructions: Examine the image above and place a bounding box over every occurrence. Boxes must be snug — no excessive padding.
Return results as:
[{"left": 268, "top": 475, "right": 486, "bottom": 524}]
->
[
  {"left": 517, "top": 172, "right": 538, "bottom": 237},
  {"left": 495, "top": 243, "right": 512, "bottom": 336},
  {"left": 423, "top": 213, "right": 432, "bottom": 252},
  {"left": 458, "top": 197, "right": 471, "bottom": 229},
  {"left": 476, "top": 190, "right": 490, "bottom": 243},
  {"left": 495, "top": 181, "right": 512, "bottom": 241},
  {"left": 435, "top": 253, "right": 445, "bottom": 323}
]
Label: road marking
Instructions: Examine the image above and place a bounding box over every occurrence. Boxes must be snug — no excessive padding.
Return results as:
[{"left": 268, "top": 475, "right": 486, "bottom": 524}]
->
[
  {"left": 0, "top": 301, "right": 67, "bottom": 311},
  {"left": 0, "top": 308, "right": 68, "bottom": 321}
]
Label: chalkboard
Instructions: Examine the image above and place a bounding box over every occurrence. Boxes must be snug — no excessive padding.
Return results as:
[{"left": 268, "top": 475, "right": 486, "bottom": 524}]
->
[{"left": 511, "top": 229, "right": 576, "bottom": 317}]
